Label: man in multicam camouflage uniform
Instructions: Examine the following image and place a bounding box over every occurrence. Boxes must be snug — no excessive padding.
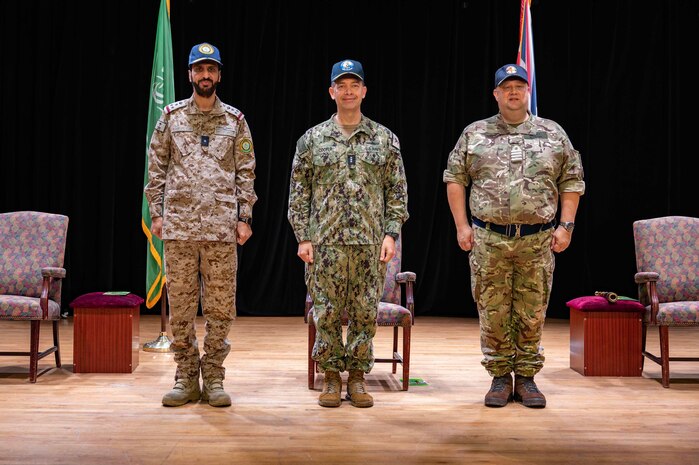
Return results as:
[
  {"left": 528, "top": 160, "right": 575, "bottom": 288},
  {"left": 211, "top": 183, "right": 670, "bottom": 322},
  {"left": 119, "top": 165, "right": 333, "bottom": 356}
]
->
[
  {"left": 444, "top": 64, "right": 585, "bottom": 408},
  {"left": 145, "top": 43, "right": 257, "bottom": 408},
  {"left": 288, "top": 59, "right": 409, "bottom": 408}
]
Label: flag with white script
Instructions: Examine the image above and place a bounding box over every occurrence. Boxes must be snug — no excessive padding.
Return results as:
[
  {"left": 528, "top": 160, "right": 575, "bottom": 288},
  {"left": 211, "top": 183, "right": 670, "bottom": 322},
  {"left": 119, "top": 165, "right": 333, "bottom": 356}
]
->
[{"left": 141, "top": 0, "right": 174, "bottom": 308}]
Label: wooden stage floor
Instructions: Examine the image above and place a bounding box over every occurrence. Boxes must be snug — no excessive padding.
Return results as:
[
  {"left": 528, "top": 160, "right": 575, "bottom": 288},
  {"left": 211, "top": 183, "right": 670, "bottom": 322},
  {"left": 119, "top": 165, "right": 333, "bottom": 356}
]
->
[{"left": 1, "top": 315, "right": 698, "bottom": 465}]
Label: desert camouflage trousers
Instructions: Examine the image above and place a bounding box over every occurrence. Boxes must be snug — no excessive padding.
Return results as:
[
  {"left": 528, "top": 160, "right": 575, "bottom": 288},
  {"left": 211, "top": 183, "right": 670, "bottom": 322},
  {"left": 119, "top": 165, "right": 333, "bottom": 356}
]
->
[
  {"left": 164, "top": 240, "right": 237, "bottom": 383},
  {"left": 469, "top": 226, "right": 555, "bottom": 377},
  {"left": 307, "top": 244, "right": 385, "bottom": 373}
]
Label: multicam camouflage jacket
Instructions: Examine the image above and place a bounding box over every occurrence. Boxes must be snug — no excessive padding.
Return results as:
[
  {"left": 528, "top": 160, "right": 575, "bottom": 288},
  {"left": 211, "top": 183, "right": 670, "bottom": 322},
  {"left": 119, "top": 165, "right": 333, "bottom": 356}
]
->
[
  {"left": 443, "top": 112, "right": 585, "bottom": 225},
  {"left": 145, "top": 95, "right": 257, "bottom": 242},
  {"left": 288, "top": 114, "right": 409, "bottom": 245}
]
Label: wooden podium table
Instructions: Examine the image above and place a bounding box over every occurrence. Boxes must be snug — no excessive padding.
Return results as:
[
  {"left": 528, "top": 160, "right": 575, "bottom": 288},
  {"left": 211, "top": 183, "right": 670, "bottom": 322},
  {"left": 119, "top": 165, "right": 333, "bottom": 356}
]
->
[
  {"left": 567, "top": 296, "right": 645, "bottom": 377},
  {"left": 70, "top": 292, "right": 143, "bottom": 373}
]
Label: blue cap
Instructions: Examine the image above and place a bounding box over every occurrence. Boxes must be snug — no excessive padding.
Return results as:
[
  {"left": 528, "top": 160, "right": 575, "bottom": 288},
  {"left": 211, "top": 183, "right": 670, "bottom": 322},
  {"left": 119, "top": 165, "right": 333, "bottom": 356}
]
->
[
  {"left": 330, "top": 59, "right": 364, "bottom": 84},
  {"left": 494, "top": 64, "right": 528, "bottom": 88},
  {"left": 188, "top": 43, "right": 223, "bottom": 68}
]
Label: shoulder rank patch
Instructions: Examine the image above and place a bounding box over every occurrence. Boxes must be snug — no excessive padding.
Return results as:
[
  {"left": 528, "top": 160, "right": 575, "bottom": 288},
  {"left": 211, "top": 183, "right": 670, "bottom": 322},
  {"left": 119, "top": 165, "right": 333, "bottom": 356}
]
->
[
  {"left": 222, "top": 103, "right": 244, "bottom": 120},
  {"left": 390, "top": 133, "right": 401, "bottom": 151},
  {"left": 239, "top": 137, "right": 253, "bottom": 154},
  {"left": 155, "top": 119, "right": 167, "bottom": 132},
  {"left": 164, "top": 99, "right": 187, "bottom": 114}
]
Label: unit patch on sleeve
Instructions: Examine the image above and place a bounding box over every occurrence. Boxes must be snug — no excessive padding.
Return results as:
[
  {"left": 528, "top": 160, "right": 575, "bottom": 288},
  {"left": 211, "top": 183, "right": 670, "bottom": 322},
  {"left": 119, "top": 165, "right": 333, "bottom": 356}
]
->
[{"left": 239, "top": 137, "right": 253, "bottom": 154}]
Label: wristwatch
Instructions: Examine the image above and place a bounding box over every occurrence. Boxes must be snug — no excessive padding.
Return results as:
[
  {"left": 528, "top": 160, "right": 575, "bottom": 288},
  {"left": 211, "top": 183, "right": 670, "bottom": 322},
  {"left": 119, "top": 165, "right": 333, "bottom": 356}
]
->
[
  {"left": 239, "top": 217, "right": 252, "bottom": 225},
  {"left": 559, "top": 221, "right": 575, "bottom": 232}
]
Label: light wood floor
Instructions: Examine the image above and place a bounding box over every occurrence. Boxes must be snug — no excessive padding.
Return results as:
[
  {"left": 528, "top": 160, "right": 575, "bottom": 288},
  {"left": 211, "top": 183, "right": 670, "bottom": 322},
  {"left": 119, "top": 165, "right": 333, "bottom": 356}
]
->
[{"left": 1, "top": 315, "right": 698, "bottom": 465}]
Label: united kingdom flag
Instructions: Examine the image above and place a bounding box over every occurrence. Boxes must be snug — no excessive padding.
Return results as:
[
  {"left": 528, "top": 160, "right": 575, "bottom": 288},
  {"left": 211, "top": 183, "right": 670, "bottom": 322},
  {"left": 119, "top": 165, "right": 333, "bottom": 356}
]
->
[{"left": 517, "top": 0, "right": 537, "bottom": 115}]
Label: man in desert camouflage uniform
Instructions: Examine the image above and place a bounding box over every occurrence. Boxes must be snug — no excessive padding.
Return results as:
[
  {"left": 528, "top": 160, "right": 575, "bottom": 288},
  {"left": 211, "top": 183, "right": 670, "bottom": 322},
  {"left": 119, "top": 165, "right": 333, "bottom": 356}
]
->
[
  {"left": 288, "top": 59, "right": 409, "bottom": 408},
  {"left": 444, "top": 64, "right": 584, "bottom": 408},
  {"left": 145, "top": 43, "right": 257, "bottom": 408}
]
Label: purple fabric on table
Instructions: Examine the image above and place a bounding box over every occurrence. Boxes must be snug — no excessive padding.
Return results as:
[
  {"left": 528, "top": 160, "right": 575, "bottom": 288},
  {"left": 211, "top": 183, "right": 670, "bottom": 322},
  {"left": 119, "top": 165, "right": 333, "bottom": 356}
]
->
[
  {"left": 69, "top": 292, "right": 144, "bottom": 308},
  {"left": 566, "top": 296, "right": 645, "bottom": 311}
]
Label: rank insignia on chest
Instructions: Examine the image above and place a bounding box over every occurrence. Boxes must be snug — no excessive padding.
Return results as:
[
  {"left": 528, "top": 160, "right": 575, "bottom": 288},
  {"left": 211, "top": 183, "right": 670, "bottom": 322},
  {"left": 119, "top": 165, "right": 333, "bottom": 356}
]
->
[
  {"left": 201, "top": 135, "right": 209, "bottom": 147},
  {"left": 510, "top": 145, "right": 523, "bottom": 162},
  {"left": 347, "top": 153, "right": 356, "bottom": 168}
]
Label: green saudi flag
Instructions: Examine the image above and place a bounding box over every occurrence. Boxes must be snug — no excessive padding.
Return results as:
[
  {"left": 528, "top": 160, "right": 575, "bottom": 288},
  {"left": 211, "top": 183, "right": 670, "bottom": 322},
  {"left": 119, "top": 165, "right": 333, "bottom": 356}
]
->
[{"left": 141, "top": 0, "right": 174, "bottom": 309}]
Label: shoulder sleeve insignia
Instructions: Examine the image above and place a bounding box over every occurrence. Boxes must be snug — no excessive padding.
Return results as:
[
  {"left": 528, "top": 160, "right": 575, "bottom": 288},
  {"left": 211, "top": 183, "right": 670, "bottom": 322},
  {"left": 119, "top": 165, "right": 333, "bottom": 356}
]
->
[
  {"left": 239, "top": 137, "right": 254, "bottom": 155},
  {"left": 164, "top": 100, "right": 187, "bottom": 114},
  {"left": 223, "top": 103, "right": 244, "bottom": 120},
  {"left": 296, "top": 136, "right": 308, "bottom": 155}
]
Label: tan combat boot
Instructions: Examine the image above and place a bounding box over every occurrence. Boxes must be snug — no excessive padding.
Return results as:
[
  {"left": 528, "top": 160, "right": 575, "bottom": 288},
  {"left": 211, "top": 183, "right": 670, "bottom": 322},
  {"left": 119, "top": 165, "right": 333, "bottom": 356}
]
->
[
  {"left": 318, "top": 370, "right": 342, "bottom": 407},
  {"left": 162, "top": 378, "right": 201, "bottom": 407},
  {"left": 201, "top": 379, "right": 232, "bottom": 407},
  {"left": 346, "top": 370, "right": 373, "bottom": 408}
]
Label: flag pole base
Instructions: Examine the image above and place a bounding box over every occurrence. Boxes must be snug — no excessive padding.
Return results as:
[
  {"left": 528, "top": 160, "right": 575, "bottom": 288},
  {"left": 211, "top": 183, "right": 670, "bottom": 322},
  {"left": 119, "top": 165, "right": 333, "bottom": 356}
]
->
[{"left": 143, "top": 332, "right": 173, "bottom": 352}]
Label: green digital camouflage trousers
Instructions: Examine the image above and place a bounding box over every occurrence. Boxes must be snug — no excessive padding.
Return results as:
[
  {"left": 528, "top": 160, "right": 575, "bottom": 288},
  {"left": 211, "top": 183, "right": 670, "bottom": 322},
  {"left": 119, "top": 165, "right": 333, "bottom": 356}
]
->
[
  {"left": 469, "top": 226, "right": 555, "bottom": 377},
  {"left": 164, "top": 240, "right": 237, "bottom": 383},
  {"left": 307, "top": 244, "right": 385, "bottom": 373}
]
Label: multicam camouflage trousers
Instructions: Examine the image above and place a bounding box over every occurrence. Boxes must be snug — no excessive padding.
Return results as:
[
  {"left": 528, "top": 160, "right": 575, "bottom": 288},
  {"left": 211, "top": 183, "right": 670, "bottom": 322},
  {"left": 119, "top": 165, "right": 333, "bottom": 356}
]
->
[
  {"left": 469, "top": 227, "right": 555, "bottom": 378},
  {"left": 164, "top": 240, "right": 237, "bottom": 383},
  {"left": 307, "top": 244, "right": 385, "bottom": 373}
]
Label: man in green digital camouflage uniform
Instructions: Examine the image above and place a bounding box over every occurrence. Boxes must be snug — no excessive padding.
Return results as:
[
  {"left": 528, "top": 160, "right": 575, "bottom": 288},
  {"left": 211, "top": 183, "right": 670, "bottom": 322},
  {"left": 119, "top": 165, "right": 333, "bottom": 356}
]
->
[
  {"left": 288, "top": 59, "right": 409, "bottom": 408},
  {"left": 444, "top": 64, "right": 584, "bottom": 408},
  {"left": 145, "top": 43, "right": 257, "bottom": 408}
]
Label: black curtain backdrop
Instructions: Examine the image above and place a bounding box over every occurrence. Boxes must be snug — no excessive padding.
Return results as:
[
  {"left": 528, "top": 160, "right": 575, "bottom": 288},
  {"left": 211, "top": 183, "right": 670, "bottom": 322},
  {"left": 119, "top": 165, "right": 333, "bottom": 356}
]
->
[{"left": 1, "top": 1, "right": 697, "bottom": 318}]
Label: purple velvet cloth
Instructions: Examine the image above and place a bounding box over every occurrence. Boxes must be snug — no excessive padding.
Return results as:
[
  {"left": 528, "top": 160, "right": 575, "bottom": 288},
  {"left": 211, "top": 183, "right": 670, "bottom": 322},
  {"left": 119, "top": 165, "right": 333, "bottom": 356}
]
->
[
  {"left": 566, "top": 296, "right": 645, "bottom": 312},
  {"left": 69, "top": 292, "right": 144, "bottom": 308}
]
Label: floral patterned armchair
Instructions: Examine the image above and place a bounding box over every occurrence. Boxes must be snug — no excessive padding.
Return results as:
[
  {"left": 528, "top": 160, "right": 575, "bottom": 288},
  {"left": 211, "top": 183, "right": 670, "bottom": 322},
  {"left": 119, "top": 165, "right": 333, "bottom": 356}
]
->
[
  {"left": 0, "top": 211, "right": 69, "bottom": 382},
  {"left": 633, "top": 216, "right": 699, "bottom": 387},
  {"left": 305, "top": 234, "right": 416, "bottom": 390}
]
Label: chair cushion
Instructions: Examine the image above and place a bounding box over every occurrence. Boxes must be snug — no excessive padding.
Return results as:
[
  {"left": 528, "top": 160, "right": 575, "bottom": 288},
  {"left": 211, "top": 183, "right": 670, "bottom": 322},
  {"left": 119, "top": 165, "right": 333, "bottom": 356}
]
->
[
  {"left": 566, "top": 296, "right": 645, "bottom": 312},
  {"left": 307, "top": 303, "right": 412, "bottom": 327},
  {"left": 0, "top": 295, "right": 61, "bottom": 320},
  {"left": 377, "top": 302, "right": 412, "bottom": 327},
  {"left": 645, "top": 301, "right": 699, "bottom": 326}
]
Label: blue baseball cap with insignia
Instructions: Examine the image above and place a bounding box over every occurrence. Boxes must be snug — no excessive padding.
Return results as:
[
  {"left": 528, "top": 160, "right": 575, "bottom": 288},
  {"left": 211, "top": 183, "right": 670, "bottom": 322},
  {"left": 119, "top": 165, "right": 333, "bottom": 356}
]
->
[
  {"left": 494, "top": 64, "right": 528, "bottom": 88},
  {"left": 330, "top": 59, "right": 364, "bottom": 84},
  {"left": 188, "top": 42, "right": 223, "bottom": 68}
]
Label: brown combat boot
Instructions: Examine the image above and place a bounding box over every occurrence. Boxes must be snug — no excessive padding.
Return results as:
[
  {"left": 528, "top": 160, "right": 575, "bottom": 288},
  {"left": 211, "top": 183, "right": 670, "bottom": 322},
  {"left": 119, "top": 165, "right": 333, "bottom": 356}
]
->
[
  {"left": 162, "top": 378, "right": 201, "bottom": 407},
  {"left": 514, "top": 375, "right": 547, "bottom": 408},
  {"left": 346, "top": 370, "right": 374, "bottom": 408},
  {"left": 319, "top": 370, "right": 342, "bottom": 407},
  {"left": 201, "top": 379, "right": 232, "bottom": 407},
  {"left": 484, "top": 374, "right": 513, "bottom": 407}
]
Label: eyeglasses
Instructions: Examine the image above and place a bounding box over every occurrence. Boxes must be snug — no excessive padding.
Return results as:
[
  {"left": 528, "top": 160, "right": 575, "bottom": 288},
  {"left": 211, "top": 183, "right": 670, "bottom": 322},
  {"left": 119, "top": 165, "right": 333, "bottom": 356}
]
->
[{"left": 499, "top": 84, "right": 528, "bottom": 94}]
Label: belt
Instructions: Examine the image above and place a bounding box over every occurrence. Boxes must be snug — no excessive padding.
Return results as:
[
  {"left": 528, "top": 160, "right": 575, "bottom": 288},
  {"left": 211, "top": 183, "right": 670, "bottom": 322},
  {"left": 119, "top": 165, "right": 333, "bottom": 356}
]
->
[{"left": 472, "top": 217, "right": 555, "bottom": 238}]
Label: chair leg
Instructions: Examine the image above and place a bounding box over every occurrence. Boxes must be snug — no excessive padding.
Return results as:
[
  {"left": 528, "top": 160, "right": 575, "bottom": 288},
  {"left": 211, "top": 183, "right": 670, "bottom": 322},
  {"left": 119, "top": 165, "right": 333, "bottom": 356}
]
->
[
  {"left": 392, "top": 326, "right": 398, "bottom": 374},
  {"left": 402, "top": 325, "right": 411, "bottom": 391},
  {"left": 640, "top": 324, "right": 647, "bottom": 371},
  {"left": 308, "top": 322, "right": 316, "bottom": 390},
  {"left": 53, "top": 320, "right": 61, "bottom": 368},
  {"left": 659, "top": 326, "right": 670, "bottom": 388},
  {"left": 29, "top": 320, "right": 40, "bottom": 383}
]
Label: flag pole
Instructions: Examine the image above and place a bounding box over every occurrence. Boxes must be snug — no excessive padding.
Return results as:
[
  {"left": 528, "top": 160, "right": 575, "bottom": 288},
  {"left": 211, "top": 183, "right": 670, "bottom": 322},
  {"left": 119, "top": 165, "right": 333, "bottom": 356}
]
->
[{"left": 143, "top": 283, "right": 172, "bottom": 352}]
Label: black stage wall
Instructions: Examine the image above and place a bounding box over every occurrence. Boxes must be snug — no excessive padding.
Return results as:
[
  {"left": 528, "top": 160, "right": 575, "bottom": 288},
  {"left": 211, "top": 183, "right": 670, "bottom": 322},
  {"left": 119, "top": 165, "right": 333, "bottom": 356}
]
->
[{"left": 1, "top": 1, "right": 697, "bottom": 317}]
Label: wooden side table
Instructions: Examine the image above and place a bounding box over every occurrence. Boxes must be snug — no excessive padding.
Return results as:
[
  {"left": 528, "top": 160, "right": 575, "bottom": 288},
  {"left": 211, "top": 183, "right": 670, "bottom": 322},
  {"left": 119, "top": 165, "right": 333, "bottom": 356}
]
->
[
  {"left": 69, "top": 292, "right": 144, "bottom": 373},
  {"left": 567, "top": 296, "right": 645, "bottom": 377}
]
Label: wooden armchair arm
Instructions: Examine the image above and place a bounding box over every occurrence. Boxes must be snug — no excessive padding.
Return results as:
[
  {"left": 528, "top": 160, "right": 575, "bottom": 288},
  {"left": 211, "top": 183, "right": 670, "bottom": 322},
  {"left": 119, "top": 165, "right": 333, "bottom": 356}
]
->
[
  {"left": 635, "top": 271, "right": 659, "bottom": 325},
  {"left": 39, "top": 267, "right": 66, "bottom": 320},
  {"left": 304, "top": 292, "right": 313, "bottom": 323},
  {"left": 396, "top": 271, "right": 417, "bottom": 324}
]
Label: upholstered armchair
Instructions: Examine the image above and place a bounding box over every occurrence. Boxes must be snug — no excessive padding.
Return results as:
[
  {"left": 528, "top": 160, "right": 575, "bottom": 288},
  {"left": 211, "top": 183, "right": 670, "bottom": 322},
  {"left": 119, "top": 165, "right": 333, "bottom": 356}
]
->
[
  {"left": 0, "top": 211, "right": 69, "bottom": 382},
  {"left": 305, "top": 234, "right": 416, "bottom": 390},
  {"left": 633, "top": 216, "right": 699, "bottom": 387}
]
